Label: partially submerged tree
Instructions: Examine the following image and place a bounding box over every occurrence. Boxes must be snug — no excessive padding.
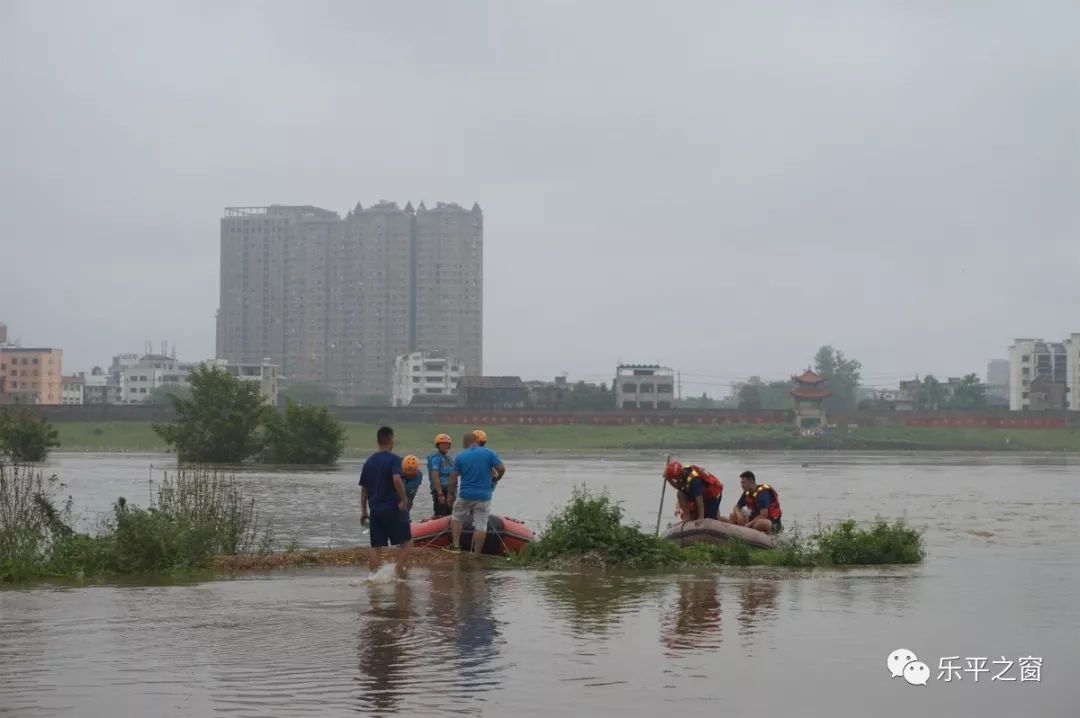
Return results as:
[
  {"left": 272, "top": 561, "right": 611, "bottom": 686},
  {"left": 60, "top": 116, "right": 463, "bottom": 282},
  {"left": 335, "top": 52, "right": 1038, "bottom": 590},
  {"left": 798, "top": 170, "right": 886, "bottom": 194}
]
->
[
  {"left": 261, "top": 401, "right": 346, "bottom": 465},
  {"left": 153, "top": 365, "right": 269, "bottom": 463},
  {"left": 0, "top": 408, "right": 60, "bottom": 463}
]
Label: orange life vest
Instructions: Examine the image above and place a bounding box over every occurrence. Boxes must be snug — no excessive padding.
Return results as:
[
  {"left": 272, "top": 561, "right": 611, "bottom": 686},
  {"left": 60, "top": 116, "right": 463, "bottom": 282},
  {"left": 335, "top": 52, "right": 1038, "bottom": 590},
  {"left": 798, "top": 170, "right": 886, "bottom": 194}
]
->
[
  {"left": 681, "top": 465, "right": 723, "bottom": 502},
  {"left": 742, "top": 483, "right": 781, "bottom": 520}
]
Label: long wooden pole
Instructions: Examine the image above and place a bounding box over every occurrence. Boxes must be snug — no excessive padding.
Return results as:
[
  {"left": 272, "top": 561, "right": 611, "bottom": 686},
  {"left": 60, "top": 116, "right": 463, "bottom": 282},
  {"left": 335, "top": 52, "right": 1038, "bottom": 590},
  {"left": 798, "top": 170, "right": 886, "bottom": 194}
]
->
[{"left": 655, "top": 454, "right": 672, "bottom": 536}]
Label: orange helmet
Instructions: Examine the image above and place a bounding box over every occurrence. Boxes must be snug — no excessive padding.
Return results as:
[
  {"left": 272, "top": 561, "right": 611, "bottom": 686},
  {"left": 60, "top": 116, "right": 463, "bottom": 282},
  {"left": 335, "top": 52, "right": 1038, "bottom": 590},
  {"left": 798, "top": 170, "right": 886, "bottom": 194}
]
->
[
  {"left": 472, "top": 428, "right": 487, "bottom": 444},
  {"left": 434, "top": 433, "right": 452, "bottom": 447},
  {"left": 663, "top": 461, "right": 684, "bottom": 482},
  {"left": 402, "top": 455, "right": 421, "bottom": 475}
]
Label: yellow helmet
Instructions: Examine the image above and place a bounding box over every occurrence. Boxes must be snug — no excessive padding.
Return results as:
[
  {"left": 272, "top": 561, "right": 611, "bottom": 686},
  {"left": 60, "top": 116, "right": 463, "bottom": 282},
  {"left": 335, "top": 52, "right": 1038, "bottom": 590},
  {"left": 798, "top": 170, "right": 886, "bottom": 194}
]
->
[
  {"left": 472, "top": 428, "right": 487, "bottom": 444},
  {"left": 434, "top": 433, "right": 452, "bottom": 446},
  {"left": 402, "top": 455, "right": 421, "bottom": 474}
]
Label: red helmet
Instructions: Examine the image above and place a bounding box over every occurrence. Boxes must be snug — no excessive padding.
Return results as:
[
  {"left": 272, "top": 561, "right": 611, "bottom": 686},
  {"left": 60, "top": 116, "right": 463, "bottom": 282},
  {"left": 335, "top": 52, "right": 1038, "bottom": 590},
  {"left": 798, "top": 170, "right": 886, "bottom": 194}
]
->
[{"left": 663, "top": 461, "right": 684, "bottom": 482}]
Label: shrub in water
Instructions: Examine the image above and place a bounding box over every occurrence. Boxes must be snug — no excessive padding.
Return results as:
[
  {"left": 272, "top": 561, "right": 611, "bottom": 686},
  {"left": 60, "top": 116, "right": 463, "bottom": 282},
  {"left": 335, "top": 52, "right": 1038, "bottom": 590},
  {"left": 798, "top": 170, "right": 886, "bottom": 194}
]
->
[
  {"left": 812, "top": 518, "right": 924, "bottom": 565},
  {"left": 0, "top": 462, "right": 70, "bottom": 582},
  {"left": 517, "top": 487, "right": 681, "bottom": 568}
]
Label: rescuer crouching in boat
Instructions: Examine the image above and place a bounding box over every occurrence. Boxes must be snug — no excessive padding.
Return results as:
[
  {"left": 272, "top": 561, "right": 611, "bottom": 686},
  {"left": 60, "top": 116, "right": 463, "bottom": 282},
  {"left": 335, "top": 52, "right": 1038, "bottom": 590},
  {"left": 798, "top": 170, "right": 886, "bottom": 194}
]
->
[
  {"left": 729, "top": 470, "right": 783, "bottom": 534},
  {"left": 663, "top": 461, "right": 723, "bottom": 524}
]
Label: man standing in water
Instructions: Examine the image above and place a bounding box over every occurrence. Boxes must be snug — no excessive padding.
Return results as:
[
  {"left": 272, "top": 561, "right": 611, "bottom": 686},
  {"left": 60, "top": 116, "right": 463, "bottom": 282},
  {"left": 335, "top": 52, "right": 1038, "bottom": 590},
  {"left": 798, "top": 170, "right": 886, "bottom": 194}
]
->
[
  {"left": 729, "top": 470, "right": 783, "bottom": 534},
  {"left": 359, "top": 426, "right": 413, "bottom": 577},
  {"left": 447, "top": 432, "right": 506, "bottom": 554}
]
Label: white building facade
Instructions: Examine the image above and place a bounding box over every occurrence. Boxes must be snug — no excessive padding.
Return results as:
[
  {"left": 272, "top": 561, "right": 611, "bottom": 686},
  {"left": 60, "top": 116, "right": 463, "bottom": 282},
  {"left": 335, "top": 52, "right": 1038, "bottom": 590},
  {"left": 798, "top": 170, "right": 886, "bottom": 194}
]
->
[
  {"left": 392, "top": 352, "right": 463, "bottom": 407},
  {"left": 1008, "top": 338, "right": 1070, "bottom": 411},
  {"left": 614, "top": 365, "right": 676, "bottom": 409},
  {"left": 106, "top": 354, "right": 279, "bottom": 405},
  {"left": 61, "top": 376, "right": 84, "bottom": 405}
]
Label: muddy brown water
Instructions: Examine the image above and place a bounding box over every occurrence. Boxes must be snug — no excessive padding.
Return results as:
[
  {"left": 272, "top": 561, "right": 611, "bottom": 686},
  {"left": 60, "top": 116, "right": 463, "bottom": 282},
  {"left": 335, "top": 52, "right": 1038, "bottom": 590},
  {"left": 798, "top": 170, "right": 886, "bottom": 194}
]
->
[{"left": 1, "top": 451, "right": 1078, "bottom": 716}]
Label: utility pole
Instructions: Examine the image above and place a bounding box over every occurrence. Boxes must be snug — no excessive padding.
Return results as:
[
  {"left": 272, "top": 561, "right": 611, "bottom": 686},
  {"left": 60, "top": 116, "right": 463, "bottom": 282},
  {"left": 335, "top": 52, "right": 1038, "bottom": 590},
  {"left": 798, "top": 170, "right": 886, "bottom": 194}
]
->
[{"left": 677, "top": 371, "right": 682, "bottom": 401}]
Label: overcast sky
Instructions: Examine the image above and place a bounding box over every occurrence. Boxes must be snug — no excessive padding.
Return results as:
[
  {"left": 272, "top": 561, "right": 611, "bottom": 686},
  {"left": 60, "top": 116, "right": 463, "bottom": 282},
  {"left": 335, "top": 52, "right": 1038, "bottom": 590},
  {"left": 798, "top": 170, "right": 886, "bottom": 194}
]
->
[{"left": 3, "top": 1, "right": 1078, "bottom": 397}]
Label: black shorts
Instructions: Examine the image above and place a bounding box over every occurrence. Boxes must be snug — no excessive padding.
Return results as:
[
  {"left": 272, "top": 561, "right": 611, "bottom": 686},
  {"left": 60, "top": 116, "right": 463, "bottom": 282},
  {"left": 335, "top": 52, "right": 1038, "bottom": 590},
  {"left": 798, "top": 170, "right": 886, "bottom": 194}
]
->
[
  {"left": 431, "top": 489, "right": 452, "bottom": 517},
  {"left": 703, "top": 498, "right": 721, "bottom": 520},
  {"left": 369, "top": 507, "right": 411, "bottom": 547}
]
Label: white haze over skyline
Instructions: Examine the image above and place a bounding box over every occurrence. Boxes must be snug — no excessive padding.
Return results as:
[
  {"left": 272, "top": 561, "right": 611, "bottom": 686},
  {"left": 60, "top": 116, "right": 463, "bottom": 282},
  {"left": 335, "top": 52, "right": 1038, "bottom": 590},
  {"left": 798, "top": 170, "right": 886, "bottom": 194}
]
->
[{"left": 3, "top": 1, "right": 1078, "bottom": 397}]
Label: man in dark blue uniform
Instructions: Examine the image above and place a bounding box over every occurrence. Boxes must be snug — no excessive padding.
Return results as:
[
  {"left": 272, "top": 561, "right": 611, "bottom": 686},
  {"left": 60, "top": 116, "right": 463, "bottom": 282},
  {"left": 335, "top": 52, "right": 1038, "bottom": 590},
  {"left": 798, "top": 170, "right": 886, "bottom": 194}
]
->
[{"left": 359, "top": 426, "right": 413, "bottom": 577}]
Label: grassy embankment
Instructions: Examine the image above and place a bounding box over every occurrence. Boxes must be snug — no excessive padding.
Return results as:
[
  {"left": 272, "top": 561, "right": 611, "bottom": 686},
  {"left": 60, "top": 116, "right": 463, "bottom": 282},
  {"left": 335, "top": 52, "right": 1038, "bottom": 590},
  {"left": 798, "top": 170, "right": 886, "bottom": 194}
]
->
[{"left": 54, "top": 420, "right": 1080, "bottom": 453}]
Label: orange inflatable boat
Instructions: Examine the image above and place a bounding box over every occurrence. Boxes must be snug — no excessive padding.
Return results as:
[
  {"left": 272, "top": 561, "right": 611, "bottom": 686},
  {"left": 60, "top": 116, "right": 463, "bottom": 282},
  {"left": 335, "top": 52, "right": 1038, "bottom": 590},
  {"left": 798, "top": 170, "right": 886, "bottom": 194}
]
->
[{"left": 410, "top": 515, "right": 535, "bottom": 556}]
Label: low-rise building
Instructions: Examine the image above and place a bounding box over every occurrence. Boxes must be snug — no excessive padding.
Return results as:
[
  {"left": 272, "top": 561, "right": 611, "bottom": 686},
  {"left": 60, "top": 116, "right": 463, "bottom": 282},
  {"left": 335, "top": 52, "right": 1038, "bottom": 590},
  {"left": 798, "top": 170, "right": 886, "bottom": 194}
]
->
[
  {"left": 457, "top": 376, "right": 528, "bottom": 409},
  {"left": 0, "top": 347, "right": 63, "bottom": 404},
  {"left": 61, "top": 375, "right": 84, "bottom": 405},
  {"left": 212, "top": 359, "right": 279, "bottom": 406},
  {"left": 81, "top": 367, "right": 118, "bottom": 404},
  {"left": 614, "top": 365, "right": 675, "bottom": 409},
  {"left": 392, "top": 352, "right": 463, "bottom": 407}
]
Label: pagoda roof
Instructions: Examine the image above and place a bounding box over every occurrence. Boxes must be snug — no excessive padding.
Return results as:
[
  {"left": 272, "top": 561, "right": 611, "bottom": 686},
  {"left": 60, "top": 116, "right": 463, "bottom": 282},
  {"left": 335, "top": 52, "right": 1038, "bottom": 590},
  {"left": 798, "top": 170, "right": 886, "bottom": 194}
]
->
[
  {"left": 790, "top": 386, "right": 832, "bottom": 400},
  {"left": 792, "top": 369, "right": 827, "bottom": 385}
]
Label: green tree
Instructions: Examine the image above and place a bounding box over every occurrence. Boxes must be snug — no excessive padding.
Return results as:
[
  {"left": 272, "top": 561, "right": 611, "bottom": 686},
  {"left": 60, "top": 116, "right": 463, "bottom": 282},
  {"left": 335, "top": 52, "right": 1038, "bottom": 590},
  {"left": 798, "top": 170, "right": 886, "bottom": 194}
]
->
[
  {"left": 761, "top": 381, "right": 795, "bottom": 410},
  {"left": 947, "top": 373, "right": 987, "bottom": 410},
  {"left": 144, "top": 383, "right": 193, "bottom": 406},
  {"left": 814, "top": 345, "right": 862, "bottom": 411},
  {"left": 565, "top": 382, "right": 614, "bottom": 410},
  {"left": 280, "top": 381, "right": 337, "bottom": 406},
  {"left": 915, "top": 375, "right": 948, "bottom": 411},
  {"left": 261, "top": 401, "right": 346, "bottom": 465},
  {"left": 0, "top": 408, "right": 60, "bottom": 462},
  {"left": 152, "top": 364, "right": 269, "bottom": 463},
  {"left": 737, "top": 383, "right": 763, "bottom": 411}
]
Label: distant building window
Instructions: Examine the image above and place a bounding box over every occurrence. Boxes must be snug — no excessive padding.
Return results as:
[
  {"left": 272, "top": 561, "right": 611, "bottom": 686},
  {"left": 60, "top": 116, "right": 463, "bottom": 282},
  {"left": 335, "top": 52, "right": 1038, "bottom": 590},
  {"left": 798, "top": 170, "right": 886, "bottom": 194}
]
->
[
  {"left": 412, "top": 377, "right": 421, "bottom": 383},
  {"left": 622, "top": 383, "right": 637, "bottom": 393},
  {"left": 657, "top": 401, "right": 672, "bottom": 409},
  {"left": 622, "top": 400, "right": 636, "bottom": 409},
  {"left": 1022, "top": 368, "right": 1030, "bottom": 376},
  {"left": 639, "top": 401, "right": 654, "bottom": 409},
  {"left": 1021, "top": 355, "right": 1030, "bottom": 362},
  {"left": 32, "top": 358, "right": 38, "bottom": 364},
  {"left": 139, "top": 388, "right": 147, "bottom": 394},
  {"left": 656, "top": 384, "right": 674, "bottom": 394},
  {"left": 639, "top": 383, "right": 654, "bottom": 393},
  {"left": 413, "top": 388, "right": 420, "bottom": 394},
  {"left": 1022, "top": 392, "right": 1029, "bottom": 399},
  {"left": 425, "top": 388, "right": 443, "bottom": 394}
]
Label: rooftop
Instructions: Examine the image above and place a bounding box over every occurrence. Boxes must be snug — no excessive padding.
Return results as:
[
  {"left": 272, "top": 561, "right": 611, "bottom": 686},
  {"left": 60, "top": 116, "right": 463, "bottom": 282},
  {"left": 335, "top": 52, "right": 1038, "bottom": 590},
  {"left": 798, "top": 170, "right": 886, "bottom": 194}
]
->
[{"left": 792, "top": 369, "right": 827, "bottom": 384}]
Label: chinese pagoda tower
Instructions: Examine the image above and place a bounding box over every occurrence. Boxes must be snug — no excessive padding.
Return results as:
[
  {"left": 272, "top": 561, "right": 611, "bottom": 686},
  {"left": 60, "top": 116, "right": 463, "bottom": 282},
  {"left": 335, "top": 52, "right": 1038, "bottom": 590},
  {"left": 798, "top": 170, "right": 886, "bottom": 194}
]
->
[{"left": 790, "top": 368, "right": 831, "bottom": 431}]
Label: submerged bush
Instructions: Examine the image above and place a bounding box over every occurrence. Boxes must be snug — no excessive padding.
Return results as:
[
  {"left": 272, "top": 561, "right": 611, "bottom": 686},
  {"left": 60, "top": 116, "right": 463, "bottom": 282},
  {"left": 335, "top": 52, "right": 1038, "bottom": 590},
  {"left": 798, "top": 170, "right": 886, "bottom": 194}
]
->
[
  {"left": 514, "top": 487, "right": 924, "bottom": 569},
  {"left": 0, "top": 408, "right": 60, "bottom": 463},
  {"left": 2, "top": 465, "right": 265, "bottom": 582},
  {"left": 0, "top": 461, "right": 71, "bottom": 581},
  {"left": 514, "top": 487, "right": 681, "bottom": 569},
  {"left": 812, "top": 518, "right": 925, "bottom": 565}
]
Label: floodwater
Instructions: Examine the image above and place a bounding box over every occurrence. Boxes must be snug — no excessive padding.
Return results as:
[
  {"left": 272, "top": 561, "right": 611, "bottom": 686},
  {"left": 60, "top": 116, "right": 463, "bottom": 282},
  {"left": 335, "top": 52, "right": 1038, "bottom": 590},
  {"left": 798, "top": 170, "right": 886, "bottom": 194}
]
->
[{"left": 2, "top": 451, "right": 1078, "bottom": 717}]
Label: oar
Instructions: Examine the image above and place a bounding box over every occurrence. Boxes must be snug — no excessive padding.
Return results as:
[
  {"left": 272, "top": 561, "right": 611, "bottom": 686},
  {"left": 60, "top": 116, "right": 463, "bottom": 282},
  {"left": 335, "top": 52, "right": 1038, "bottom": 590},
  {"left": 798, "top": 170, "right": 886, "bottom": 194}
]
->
[{"left": 654, "top": 454, "right": 672, "bottom": 537}]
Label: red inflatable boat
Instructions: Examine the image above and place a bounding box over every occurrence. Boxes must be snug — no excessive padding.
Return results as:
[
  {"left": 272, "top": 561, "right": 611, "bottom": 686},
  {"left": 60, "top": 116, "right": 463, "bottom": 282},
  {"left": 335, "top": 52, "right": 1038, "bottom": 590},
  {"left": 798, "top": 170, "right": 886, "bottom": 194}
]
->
[{"left": 410, "top": 515, "right": 535, "bottom": 556}]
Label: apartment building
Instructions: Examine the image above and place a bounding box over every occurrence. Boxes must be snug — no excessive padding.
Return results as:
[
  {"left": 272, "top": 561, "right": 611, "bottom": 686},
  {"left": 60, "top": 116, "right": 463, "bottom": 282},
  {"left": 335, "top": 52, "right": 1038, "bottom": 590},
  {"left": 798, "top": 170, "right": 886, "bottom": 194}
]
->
[
  {"left": 0, "top": 348, "right": 63, "bottom": 404},
  {"left": 217, "top": 201, "right": 482, "bottom": 404},
  {"left": 392, "top": 351, "right": 463, "bottom": 407},
  {"left": 1009, "top": 338, "right": 1069, "bottom": 410}
]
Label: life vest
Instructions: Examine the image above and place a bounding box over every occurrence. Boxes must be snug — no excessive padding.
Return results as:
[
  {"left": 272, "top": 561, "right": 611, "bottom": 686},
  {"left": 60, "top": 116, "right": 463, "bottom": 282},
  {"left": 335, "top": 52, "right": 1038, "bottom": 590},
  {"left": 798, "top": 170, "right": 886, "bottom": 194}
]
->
[
  {"left": 742, "top": 483, "right": 782, "bottom": 520},
  {"left": 682, "top": 465, "right": 723, "bottom": 502}
]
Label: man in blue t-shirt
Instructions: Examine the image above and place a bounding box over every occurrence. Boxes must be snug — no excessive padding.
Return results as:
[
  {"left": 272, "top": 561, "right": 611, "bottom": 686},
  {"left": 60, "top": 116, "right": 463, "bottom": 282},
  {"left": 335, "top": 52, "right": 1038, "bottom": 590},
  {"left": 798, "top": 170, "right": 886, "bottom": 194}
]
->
[
  {"left": 427, "top": 433, "right": 454, "bottom": 517},
  {"left": 359, "top": 426, "right": 412, "bottom": 576},
  {"left": 447, "top": 431, "right": 506, "bottom": 554}
]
